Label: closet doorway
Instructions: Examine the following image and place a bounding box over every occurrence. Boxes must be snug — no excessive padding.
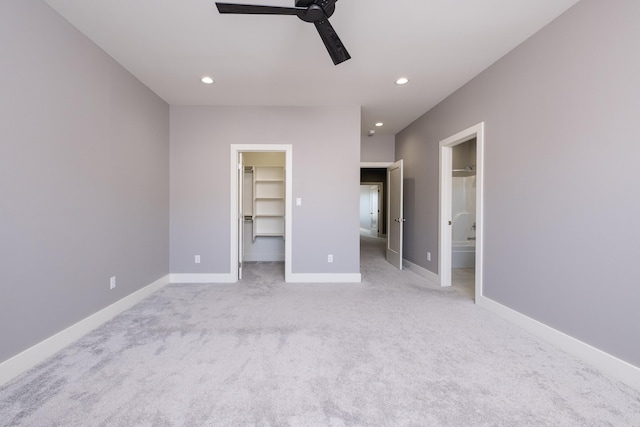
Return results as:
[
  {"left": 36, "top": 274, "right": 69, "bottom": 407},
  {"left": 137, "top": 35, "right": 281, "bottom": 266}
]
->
[{"left": 230, "top": 144, "right": 292, "bottom": 282}]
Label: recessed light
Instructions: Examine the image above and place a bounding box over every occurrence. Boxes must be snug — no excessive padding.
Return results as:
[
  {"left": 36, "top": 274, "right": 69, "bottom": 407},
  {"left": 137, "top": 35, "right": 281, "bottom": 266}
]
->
[
  {"left": 201, "top": 76, "right": 215, "bottom": 84},
  {"left": 395, "top": 77, "right": 409, "bottom": 85},
  {"left": 375, "top": 122, "right": 384, "bottom": 127}
]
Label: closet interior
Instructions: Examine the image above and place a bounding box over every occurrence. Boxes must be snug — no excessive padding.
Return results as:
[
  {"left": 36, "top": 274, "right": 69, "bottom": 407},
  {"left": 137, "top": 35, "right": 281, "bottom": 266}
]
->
[{"left": 242, "top": 152, "right": 285, "bottom": 262}]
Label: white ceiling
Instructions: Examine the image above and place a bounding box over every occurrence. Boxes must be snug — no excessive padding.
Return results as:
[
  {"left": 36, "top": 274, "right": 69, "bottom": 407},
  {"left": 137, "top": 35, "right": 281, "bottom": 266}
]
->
[{"left": 43, "top": 0, "right": 580, "bottom": 135}]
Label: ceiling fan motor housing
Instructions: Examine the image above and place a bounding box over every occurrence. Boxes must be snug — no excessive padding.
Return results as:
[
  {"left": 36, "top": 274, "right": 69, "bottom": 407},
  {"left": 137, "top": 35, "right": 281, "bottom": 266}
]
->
[
  {"left": 296, "top": 0, "right": 335, "bottom": 20},
  {"left": 299, "top": 4, "right": 323, "bottom": 22}
]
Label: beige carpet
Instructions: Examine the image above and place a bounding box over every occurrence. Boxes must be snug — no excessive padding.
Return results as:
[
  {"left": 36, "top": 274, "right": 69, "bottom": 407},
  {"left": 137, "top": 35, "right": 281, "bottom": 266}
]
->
[{"left": 1, "top": 235, "right": 639, "bottom": 425}]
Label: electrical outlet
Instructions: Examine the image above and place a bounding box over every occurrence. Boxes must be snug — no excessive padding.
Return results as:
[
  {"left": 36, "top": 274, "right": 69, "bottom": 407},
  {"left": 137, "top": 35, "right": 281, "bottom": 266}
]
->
[
  {"left": 328, "top": 254, "right": 333, "bottom": 263},
  {"left": 427, "top": 252, "right": 431, "bottom": 261},
  {"left": 195, "top": 255, "right": 201, "bottom": 264},
  {"left": 110, "top": 276, "right": 116, "bottom": 290}
]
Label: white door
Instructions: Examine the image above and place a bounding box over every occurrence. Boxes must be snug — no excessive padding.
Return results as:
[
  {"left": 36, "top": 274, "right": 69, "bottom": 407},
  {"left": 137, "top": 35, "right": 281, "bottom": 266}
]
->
[
  {"left": 359, "top": 185, "right": 372, "bottom": 231},
  {"left": 238, "top": 153, "right": 244, "bottom": 280},
  {"left": 386, "top": 160, "right": 404, "bottom": 269},
  {"left": 370, "top": 185, "right": 379, "bottom": 237}
]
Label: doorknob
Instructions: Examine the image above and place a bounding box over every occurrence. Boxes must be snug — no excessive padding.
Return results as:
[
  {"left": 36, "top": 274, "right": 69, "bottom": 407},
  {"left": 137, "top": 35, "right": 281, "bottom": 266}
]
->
[{"left": 448, "top": 220, "right": 452, "bottom": 225}]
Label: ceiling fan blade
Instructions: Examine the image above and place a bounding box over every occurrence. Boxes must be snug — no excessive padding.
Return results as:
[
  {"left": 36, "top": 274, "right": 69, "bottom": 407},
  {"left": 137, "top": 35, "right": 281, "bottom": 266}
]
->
[
  {"left": 313, "top": 18, "right": 350, "bottom": 65},
  {"left": 216, "top": 3, "right": 303, "bottom": 16}
]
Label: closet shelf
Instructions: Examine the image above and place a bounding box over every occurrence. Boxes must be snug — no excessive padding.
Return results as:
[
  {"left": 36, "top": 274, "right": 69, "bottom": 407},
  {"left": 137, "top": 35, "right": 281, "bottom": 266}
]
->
[{"left": 252, "top": 166, "right": 285, "bottom": 241}]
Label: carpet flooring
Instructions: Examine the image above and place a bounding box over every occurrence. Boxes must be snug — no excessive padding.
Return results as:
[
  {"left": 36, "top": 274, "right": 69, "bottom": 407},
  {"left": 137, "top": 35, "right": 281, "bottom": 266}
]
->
[{"left": 1, "top": 235, "right": 639, "bottom": 426}]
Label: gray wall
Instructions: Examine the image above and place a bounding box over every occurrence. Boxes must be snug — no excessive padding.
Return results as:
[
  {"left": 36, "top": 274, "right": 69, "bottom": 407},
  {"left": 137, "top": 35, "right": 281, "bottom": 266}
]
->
[
  {"left": 0, "top": 1, "right": 170, "bottom": 363},
  {"left": 361, "top": 134, "right": 395, "bottom": 162},
  {"left": 170, "top": 106, "right": 361, "bottom": 275},
  {"left": 396, "top": 0, "right": 640, "bottom": 366}
]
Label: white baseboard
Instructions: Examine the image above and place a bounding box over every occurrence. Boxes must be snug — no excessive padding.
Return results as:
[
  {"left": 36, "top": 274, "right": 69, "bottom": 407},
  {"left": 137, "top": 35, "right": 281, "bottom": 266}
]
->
[
  {"left": 286, "top": 273, "right": 362, "bottom": 283},
  {"left": 477, "top": 295, "right": 640, "bottom": 391},
  {"left": 169, "top": 272, "right": 362, "bottom": 284},
  {"left": 0, "top": 274, "right": 170, "bottom": 387},
  {"left": 403, "top": 259, "right": 441, "bottom": 285},
  {"left": 169, "top": 273, "right": 236, "bottom": 284}
]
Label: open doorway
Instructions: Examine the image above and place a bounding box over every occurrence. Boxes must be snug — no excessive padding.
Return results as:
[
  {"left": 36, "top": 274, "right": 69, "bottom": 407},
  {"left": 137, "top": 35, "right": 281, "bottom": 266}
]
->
[
  {"left": 439, "top": 123, "right": 484, "bottom": 302},
  {"left": 359, "top": 167, "right": 388, "bottom": 264},
  {"left": 360, "top": 183, "right": 382, "bottom": 237},
  {"left": 230, "top": 144, "right": 292, "bottom": 283},
  {"left": 241, "top": 152, "right": 286, "bottom": 280},
  {"left": 360, "top": 167, "right": 389, "bottom": 237},
  {"left": 360, "top": 161, "right": 404, "bottom": 270},
  {"left": 450, "top": 139, "right": 477, "bottom": 300}
]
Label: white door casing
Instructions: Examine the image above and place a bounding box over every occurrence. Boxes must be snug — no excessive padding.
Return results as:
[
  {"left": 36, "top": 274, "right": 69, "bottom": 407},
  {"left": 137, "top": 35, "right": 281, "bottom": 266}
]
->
[
  {"left": 238, "top": 153, "right": 244, "bottom": 280},
  {"left": 386, "top": 160, "right": 404, "bottom": 269}
]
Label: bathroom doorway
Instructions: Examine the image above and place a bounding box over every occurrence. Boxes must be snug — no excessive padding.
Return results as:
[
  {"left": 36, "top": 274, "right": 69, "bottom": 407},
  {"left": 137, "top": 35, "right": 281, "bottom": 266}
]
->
[
  {"left": 451, "top": 138, "right": 477, "bottom": 300},
  {"left": 439, "top": 123, "right": 484, "bottom": 302}
]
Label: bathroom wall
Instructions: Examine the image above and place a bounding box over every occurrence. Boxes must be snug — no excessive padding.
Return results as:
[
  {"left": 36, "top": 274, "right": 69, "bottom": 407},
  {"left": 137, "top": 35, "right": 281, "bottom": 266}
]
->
[{"left": 452, "top": 138, "right": 476, "bottom": 175}]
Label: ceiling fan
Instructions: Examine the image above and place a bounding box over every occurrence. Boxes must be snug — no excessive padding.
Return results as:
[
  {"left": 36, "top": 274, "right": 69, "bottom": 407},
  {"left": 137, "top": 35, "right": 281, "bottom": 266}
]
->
[{"left": 215, "top": 0, "right": 351, "bottom": 65}]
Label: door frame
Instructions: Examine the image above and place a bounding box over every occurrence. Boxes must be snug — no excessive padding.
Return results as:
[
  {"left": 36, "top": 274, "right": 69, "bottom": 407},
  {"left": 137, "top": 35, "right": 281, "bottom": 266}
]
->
[
  {"left": 438, "top": 122, "right": 484, "bottom": 302},
  {"left": 230, "top": 144, "right": 293, "bottom": 282},
  {"left": 238, "top": 153, "right": 244, "bottom": 280}
]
